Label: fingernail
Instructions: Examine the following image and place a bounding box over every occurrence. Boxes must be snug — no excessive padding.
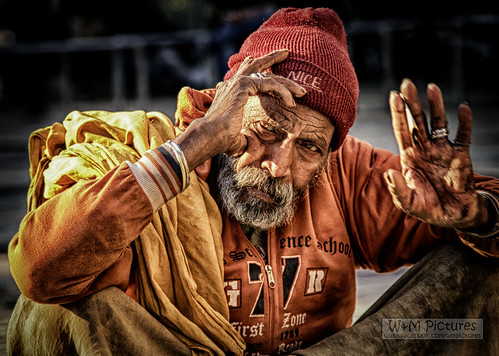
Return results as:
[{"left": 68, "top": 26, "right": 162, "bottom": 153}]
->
[
  {"left": 400, "top": 78, "right": 413, "bottom": 91},
  {"left": 390, "top": 91, "right": 404, "bottom": 111},
  {"left": 401, "top": 78, "right": 411, "bottom": 86},
  {"left": 427, "top": 83, "right": 440, "bottom": 91},
  {"left": 384, "top": 171, "right": 393, "bottom": 184}
]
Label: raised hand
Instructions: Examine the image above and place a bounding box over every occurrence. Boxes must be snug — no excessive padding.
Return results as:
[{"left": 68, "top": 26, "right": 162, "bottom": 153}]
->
[
  {"left": 207, "top": 49, "right": 306, "bottom": 155},
  {"left": 384, "top": 78, "right": 489, "bottom": 229},
  {"left": 175, "top": 49, "right": 306, "bottom": 171}
]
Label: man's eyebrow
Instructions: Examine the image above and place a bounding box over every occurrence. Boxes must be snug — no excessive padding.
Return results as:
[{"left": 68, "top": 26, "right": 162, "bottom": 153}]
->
[
  {"left": 263, "top": 100, "right": 332, "bottom": 146},
  {"left": 299, "top": 129, "right": 329, "bottom": 149}
]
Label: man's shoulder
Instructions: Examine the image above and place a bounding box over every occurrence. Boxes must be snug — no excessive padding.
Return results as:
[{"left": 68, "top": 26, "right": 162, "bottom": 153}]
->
[
  {"left": 338, "top": 135, "right": 373, "bottom": 152},
  {"left": 329, "top": 135, "right": 372, "bottom": 164},
  {"left": 326, "top": 135, "right": 398, "bottom": 182},
  {"left": 333, "top": 135, "right": 396, "bottom": 162}
]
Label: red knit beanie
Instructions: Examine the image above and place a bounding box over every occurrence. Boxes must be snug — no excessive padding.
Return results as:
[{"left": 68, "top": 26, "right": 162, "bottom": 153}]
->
[{"left": 223, "top": 7, "right": 359, "bottom": 151}]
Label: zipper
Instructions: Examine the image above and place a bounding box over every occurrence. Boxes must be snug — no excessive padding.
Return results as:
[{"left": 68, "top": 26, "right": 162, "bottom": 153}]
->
[
  {"left": 266, "top": 228, "right": 277, "bottom": 355},
  {"left": 238, "top": 225, "right": 278, "bottom": 354},
  {"left": 264, "top": 265, "right": 276, "bottom": 288}
]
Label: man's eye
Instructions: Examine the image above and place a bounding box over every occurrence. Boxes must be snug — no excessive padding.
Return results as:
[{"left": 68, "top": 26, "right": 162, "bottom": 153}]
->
[
  {"left": 260, "top": 121, "right": 273, "bottom": 131},
  {"left": 302, "top": 143, "right": 319, "bottom": 153}
]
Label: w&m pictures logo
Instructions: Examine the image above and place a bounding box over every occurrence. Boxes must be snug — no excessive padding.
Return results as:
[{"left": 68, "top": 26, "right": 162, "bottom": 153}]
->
[{"left": 382, "top": 319, "right": 483, "bottom": 340}]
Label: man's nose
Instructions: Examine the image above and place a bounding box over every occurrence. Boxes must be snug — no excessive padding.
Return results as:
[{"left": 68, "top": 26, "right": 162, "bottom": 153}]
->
[{"left": 261, "top": 141, "right": 293, "bottom": 178}]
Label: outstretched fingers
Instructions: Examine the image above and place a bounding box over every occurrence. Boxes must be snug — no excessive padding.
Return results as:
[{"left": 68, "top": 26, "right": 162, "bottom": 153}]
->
[
  {"left": 427, "top": 83, "right": 450, "bottom": 142},
  {"left": 389, "top": 90, "right": 414, "bottom": 152},
  {"left": 455, "top": 103, "right": 473, "bottom": 147},
  {"left": 400, "top": 79, "right": 431, "bottom": 149}
]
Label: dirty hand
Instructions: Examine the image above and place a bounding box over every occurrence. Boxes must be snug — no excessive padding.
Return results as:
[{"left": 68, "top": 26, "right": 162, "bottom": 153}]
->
[
  {"left": 204, "top": 49, "right": 306, "bottom": 157},
  {"left": 176, "top": 49, "right": 306, "bottom": 171},
  {"left": 384, "top": 78, "right": 489, "bottom": 229}
]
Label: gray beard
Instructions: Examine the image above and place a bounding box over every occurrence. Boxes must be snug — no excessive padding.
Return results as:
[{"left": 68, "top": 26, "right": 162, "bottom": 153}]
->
[{"left": 216, "top": 154, "right": 301, "bottom": 230}]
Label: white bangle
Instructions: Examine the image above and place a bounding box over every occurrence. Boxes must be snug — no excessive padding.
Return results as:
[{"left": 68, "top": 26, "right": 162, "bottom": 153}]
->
[{"left": 165, "top": 140, "right": 190, "bottom": 191}]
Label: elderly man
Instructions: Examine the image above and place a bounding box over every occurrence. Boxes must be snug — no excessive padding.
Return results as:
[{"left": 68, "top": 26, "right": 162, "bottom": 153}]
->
[{"left": 7, "top": 7, "right": 498, "bottom": 356}]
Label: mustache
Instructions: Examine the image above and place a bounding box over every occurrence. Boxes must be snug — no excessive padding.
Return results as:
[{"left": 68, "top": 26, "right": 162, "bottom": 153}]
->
[
  {"left": 216, "top": 154, "right": 304, "bottom": 229},
  {"left": 235, "top": 165, "right": 292, "bottom": 204},
  {"left": 219, "top": 155, "right": 294, "bottom": 205}
]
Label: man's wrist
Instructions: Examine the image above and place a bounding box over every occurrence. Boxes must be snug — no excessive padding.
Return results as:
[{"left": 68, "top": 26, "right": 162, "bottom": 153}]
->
[
  {"left": 127, "top": 141, "right": 190, "bottom": 212},
  {"left": 456, "top": 191, "right": 499, "bottom": 239},
  {"left": 174, "top": 118, "right": 228, "bottom": 171}
]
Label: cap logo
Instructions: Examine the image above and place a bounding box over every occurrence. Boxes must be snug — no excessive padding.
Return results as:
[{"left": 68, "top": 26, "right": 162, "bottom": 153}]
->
[{"left": 286, "top": 71, "right": 322, "bottom": 92}]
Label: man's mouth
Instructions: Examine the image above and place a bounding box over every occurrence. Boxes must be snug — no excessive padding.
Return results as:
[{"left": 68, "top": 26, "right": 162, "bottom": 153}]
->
[{"left": 246, "top": 186, "right": 276, "bottom": 203}]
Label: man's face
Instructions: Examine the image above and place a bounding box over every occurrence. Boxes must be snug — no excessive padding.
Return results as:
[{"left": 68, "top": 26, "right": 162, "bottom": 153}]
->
[{"left": 217, "top": 95, "right": 335, "bottom": 229}]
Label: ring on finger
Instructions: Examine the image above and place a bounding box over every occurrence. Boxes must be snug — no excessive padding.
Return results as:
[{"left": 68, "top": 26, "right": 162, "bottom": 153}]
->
[
  {"left": 430, "top": 127, "right": 449, "bottom": 139},
  {"left": 250, "top": 72, "right": 264, "bottom": 91}
]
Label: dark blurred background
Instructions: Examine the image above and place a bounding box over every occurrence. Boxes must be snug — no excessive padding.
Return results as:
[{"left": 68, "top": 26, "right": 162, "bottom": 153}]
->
[
  {"left": 1, "top": 1, "right": 499, "bottom": 112},
  {"left": 1, "top": 0, "right": 499, "bottom": 248}
]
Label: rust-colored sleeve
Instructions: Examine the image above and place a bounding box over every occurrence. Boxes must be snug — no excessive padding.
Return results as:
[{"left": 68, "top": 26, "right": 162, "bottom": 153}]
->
[
  {"left": 8, "top": 163, "right": 154, "bottom": 304},
  {"left": 330, "top": 136, "right": 498, "bottom": 272}
]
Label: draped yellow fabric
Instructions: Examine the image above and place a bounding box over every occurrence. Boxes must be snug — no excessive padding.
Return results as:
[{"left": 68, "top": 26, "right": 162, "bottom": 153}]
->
[{"left": 26, "top": 109, "right": 245, "bottom": 355}]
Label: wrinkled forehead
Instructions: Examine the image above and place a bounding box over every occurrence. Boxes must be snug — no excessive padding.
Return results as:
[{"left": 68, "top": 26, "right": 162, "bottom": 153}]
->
[{"left": 244, "top": 95, "right": 334, "bottom": 132}]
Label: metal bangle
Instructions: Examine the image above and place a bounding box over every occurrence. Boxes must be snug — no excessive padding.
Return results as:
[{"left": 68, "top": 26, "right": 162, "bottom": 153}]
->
[{"left": 167, "top": 140, "right": 190, "bottom": 190}]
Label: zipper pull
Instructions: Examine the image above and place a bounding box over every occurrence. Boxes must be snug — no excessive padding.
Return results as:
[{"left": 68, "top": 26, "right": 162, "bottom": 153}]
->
[{"left": 264, "top": 265, "right": 276, "bottom": 289}]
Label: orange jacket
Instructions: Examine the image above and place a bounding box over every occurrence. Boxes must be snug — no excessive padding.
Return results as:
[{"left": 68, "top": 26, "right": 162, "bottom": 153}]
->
[{"left": 220, "top": 135, "right": 498, "bottom": 355}]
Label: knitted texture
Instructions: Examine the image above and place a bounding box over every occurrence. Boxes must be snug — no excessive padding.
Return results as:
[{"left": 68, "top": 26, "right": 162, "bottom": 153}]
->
[{"left": 224, "top": 7, "right": 359, "bottom": 151}]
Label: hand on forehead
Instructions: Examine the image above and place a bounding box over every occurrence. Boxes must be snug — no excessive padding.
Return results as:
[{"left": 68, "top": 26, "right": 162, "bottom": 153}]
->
[{"left": 243, "top": 95, "right": 335, "bottom": 152}]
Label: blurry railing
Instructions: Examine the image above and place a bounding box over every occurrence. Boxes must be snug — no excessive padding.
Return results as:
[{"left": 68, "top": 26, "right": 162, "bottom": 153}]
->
[
  {"left": 0, "top": 29, "right": 219, "bottom": 112},
  {"left": 0, "top": 14, "right": 498, "bottom": 113}
]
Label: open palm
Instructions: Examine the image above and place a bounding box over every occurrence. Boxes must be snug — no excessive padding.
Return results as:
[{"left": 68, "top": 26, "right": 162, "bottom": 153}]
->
[{"left": 384, "top": 79, "right": 488, "bottom": 229}]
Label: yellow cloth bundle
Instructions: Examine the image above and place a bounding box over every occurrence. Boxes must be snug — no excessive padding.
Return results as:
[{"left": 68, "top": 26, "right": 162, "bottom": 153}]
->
[{"left": 24, "top": 108, "right": 245, "bottom": 355}]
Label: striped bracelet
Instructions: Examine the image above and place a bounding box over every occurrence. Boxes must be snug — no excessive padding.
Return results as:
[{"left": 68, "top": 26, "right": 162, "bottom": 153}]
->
[
  {"left": 127, "top": 140, "right": 191, "bottom": 211},
  {"left": 163, "top": 140, "right": 190, "bottom": 191}
]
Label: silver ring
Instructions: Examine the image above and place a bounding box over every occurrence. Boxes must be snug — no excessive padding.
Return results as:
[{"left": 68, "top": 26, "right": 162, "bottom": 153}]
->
[
  {"left": 454, "top": 139, "right": 471, "bottom": 146},
  {"left": 430, "top": 127, "right": 449, "bottom": 139},
  {"left": 250, "top": 72, "right": 264, "bottom": 91}
]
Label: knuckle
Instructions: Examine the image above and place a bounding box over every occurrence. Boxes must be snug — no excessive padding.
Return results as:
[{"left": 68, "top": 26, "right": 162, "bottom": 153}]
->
[
  {"left": 240, "top": 56, "right": 254, "bottom": 66},
  {"left": 241, "top": 76, "right": 257, "bottom": 88},
  {"left": 236, "top": 59, "right": 255, "bottom": 75},
  {"left": 228, "top": 75, "right": 251, "bottom": 88}
]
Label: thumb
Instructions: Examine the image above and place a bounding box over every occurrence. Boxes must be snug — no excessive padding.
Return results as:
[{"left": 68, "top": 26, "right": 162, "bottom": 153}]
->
[
  {"left": 384, "top": 169, "right": 413, "bottom": 213},
  {"left": 229, "top": 128, "right": 252, "bottom": 157},
  {"left": 231, "top": 135, "right": 248, "bottom": 157}
]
